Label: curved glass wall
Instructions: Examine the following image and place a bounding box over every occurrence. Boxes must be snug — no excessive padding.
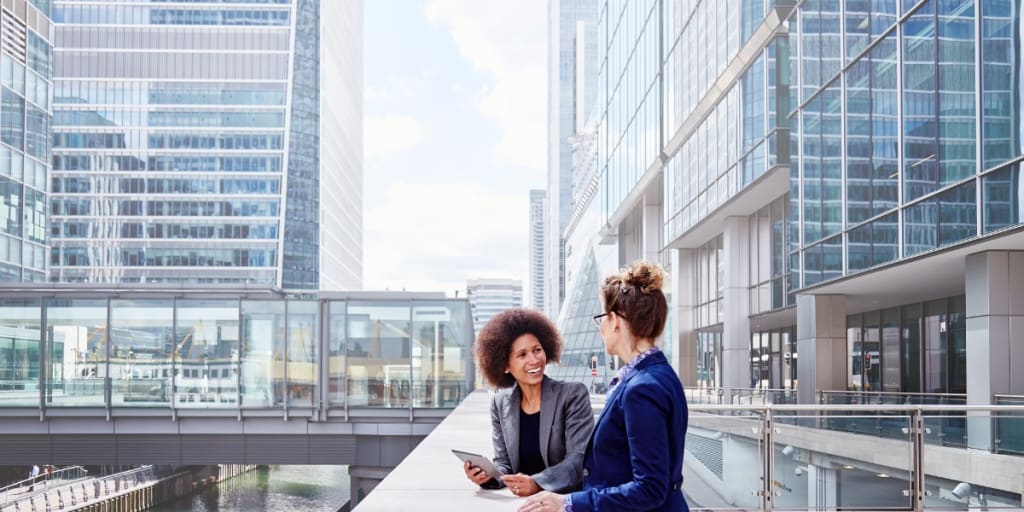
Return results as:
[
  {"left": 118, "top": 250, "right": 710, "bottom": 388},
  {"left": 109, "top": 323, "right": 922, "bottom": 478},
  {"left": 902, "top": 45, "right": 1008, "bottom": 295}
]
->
[{"left": 0, "top": 293, "right": 473, "bottom": 411}]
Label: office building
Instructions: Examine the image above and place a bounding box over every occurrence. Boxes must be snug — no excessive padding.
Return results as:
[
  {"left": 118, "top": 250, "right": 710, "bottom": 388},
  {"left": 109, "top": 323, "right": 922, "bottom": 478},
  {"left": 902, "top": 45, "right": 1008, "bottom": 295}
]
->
[
  {"left": 466, "top": 278, "right": 523, "bottom": 336},
  {"left": 0, "top": 0, "right": 53, "bottom": 283},
  {"left": 49, "top": 0, "right": 363, "bottom": 289},
  {"left": 528, "top": 189, "right": 546, "bottom": 311},
  {"left": 552, "top": 1, "right": 1024, "bottom": 410},
  {"left": 546, "top": 0, "right": 600, "bottom": 319}
]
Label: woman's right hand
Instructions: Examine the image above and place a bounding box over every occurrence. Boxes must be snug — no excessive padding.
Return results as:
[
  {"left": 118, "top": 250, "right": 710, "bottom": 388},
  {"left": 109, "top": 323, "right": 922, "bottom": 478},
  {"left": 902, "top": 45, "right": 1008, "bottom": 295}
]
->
[{"left": 464, "top": 461, "right": 492, "bottom": 485}]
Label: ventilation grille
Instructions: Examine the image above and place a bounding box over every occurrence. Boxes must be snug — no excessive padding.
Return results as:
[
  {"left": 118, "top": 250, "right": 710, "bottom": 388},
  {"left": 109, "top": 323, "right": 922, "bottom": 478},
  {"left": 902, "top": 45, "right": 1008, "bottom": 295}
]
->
[
  {"left": 686, "top": 432, "right": 724, "bottom": 480},
  {"left": 0, "top": 8, "right": 27, "bottom": 65}
]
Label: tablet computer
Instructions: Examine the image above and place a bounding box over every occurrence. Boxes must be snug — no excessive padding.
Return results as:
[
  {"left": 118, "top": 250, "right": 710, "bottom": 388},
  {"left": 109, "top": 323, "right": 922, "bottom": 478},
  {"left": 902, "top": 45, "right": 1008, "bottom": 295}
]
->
[{"left": 451, "top": 449, "right": 503, "bottom": 480}]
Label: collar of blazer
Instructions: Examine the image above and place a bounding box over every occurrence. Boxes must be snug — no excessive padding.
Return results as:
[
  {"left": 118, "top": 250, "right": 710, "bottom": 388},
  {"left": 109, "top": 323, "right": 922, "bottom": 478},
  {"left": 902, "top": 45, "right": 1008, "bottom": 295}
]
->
[{"left": 603, "top": 350, "right": 669, "bottom": 409}]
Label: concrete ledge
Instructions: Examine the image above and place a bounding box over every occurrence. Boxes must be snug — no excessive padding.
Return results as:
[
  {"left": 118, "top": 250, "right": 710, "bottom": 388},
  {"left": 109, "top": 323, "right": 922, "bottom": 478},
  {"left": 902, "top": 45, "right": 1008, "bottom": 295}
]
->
[{"left": 354, "top": 391, "right": 527, "bottom": 511}]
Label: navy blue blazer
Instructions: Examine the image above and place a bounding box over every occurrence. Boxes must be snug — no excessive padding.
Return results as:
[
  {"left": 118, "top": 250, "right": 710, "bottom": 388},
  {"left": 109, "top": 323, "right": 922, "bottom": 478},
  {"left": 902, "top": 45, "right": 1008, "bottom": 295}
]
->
[{"left": 569, "top": 351, "right": 689, "bottom": 512}]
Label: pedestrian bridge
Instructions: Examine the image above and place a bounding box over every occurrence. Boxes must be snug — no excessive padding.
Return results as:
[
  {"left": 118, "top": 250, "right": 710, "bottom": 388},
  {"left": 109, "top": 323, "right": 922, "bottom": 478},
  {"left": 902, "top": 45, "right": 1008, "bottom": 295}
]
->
[{"left": 0, "top": 285, "right": 475, "bottom": 492}]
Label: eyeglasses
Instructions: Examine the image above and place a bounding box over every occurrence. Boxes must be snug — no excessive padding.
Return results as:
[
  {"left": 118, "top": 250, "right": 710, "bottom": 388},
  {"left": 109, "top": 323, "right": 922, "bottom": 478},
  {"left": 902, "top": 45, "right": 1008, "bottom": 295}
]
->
[{"left": 592, "top": 313, "right": 609, "bottom": 328}]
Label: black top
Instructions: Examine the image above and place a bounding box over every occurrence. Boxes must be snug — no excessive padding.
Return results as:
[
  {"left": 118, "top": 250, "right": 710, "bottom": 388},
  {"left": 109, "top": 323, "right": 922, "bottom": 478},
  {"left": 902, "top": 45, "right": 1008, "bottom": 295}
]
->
[{"left": 518, "top": 409, "right": 545, "bottom": 476}]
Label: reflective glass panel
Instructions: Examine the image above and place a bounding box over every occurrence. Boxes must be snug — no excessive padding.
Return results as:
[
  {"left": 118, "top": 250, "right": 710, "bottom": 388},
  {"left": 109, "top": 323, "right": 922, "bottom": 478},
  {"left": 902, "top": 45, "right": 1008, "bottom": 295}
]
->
[
  {"left": 286, "top": 301, "right": 318, "bottom": 407},
  {"left": 110, "top": 300, "right": 173, "bottom": 407},
  {"left": 327, "top": 301, "right": 346, "bottom": 406},
  {"left": 411, "top": 301, "right": 469, "bottom": 408},
  {"left": 174, "top": 300, "right": 239, "bottom": 408},
  {"left": 347, "top": 301, "right": 410, "bottom": 408},
  {"left": 0, "top": 298, "right": 41, "bottom": 406},
  {"left": 240, "top": 300, "right": 285, "bottom": 408},
  {"left": 44, "top": 299, "right": 107, "bottom": 407}
]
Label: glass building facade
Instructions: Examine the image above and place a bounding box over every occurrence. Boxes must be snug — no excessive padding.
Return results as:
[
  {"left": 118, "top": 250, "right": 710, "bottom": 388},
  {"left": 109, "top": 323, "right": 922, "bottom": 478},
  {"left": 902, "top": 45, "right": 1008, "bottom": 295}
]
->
[
  {"left": 0, "top": 1, "right": 53, "bottom": 283},
  {"left": 0, "top": 288, "right": 472, "bottom": 411},
  {"left": 49, "top": 0, "right": 363, "bottom": 289},
  {"left": 555, "top": 0, "right": 1024, "bottom": 400}
]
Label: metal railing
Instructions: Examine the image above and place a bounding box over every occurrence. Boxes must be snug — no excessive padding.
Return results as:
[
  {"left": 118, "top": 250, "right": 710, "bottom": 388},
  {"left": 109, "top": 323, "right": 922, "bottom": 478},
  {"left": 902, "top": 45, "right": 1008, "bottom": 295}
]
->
[
  {"left": 678, "top": 404, "right": 1024, "bottom": 512},
  {"left": 0, "top": 465, "right": 87, "bottom": 505},
  {"left": 731, "top": 387, "right": 798, "bottom": 405},
  {"left": 2, "top": 465, "right": 155, "bottom": 512},
  {"left": 817, "top": 390, "right": 970, "bottom": 448}
]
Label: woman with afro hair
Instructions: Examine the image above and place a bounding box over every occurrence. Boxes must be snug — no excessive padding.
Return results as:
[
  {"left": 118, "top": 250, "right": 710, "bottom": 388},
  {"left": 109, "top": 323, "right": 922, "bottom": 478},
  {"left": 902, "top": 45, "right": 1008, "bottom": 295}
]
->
[{"left": 463, "top": 308, "right": 593, "bottom": 497}]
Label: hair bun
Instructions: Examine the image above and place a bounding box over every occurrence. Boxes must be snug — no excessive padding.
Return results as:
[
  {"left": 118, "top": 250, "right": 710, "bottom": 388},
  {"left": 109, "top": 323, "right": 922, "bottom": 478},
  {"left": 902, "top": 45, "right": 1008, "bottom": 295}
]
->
[{"left": 624, "top": 261, "right": 665, "bottom": 294}]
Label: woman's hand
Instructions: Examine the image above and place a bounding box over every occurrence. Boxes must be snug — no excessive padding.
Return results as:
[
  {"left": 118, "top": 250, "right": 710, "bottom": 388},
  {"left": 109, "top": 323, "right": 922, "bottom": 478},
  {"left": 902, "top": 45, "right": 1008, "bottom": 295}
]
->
[
  {"left": 518, "top": 490, "right": 566, "bottom": 511},
  {"left": 463, "top": 461, "right": 492, "bottom": 486},
  {"left": 499, "top": 474, "right": 541, "bottom": 496}
]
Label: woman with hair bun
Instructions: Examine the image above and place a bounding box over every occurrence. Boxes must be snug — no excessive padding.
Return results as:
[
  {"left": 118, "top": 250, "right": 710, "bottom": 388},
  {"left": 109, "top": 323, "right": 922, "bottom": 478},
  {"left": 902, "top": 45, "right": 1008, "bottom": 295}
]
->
[
  {"left": 520, "top": 261, "right": 690, "bottom": 512},
  {"left": 463, "top": 308, "right": 594, "bottom": 497}
]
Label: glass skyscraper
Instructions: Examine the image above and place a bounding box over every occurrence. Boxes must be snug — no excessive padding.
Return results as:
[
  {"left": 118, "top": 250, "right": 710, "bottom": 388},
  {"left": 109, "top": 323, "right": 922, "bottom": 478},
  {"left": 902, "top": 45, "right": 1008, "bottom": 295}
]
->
[
  {"left": 556, "top": 1, "right": 1024, "bottom": 406},
  {"left": 528, "top": 189, "right": 546, "bottom": 310},
  {"left": 546, "top": 0, "right": 600, "bottom": 319},
  {"left": 49, "top": 0, "right": 362, "bottom": 289},
  {"left": 0, "top": 0, "right": 53, "bottom": 283}
]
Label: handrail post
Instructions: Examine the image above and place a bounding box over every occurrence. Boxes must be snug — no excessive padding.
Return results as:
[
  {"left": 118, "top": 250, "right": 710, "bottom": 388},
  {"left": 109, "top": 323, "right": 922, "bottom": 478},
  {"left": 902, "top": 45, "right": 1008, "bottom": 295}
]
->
[
  {"left": 911, "top": 409, "right": 926, "bottom": 512},
  {"left": 759, "top": 408, "right": 775, "bottom": 512}
]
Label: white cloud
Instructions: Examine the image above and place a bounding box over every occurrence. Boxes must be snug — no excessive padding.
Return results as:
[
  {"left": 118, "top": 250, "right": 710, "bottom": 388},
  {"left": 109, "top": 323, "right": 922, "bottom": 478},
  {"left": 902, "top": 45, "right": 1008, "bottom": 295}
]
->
[
  {"left": 424, "top": 0, "right": 546, "bottom": 170},
  {"left": 364, "top": 182, "right": 528, "bottom": 295},
  {"left": 364, "top": 114, "right": 425, "bottom": 158}
]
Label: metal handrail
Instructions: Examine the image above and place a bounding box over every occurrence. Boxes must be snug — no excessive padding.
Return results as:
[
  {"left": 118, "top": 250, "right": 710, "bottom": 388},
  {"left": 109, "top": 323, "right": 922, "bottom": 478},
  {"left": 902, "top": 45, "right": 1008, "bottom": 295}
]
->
[
  {"left": 687, "top": 404, "right": 1024, "bottom": 412},
  {"left": 819, "top": 390, "right": 967, "bottom": 398},
  {"left": 0, "top": 465, "right": 87, "bottom": 504},
  {"left": 4, "top": 465, "right": 155, "bottom": 511}
]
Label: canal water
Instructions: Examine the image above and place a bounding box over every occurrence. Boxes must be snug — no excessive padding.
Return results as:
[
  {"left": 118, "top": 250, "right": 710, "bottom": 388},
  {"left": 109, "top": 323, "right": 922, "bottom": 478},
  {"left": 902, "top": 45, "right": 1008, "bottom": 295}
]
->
[{"left": 153, "top": 465, "right": 350, "bottom": 512}]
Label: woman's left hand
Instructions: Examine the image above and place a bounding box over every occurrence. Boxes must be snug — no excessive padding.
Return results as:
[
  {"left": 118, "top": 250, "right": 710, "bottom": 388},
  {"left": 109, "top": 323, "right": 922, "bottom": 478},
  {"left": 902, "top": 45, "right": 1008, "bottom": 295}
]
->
[
  {"left": 499, "top": 474, "right": 541, "bottom": 497},
  {"left": 517, "top": 491, "right": 566, "bottom": 512}
]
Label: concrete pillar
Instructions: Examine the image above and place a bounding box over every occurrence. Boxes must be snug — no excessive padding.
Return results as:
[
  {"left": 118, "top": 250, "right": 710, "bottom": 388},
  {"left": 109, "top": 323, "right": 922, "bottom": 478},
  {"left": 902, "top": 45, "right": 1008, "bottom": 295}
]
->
[
  {"left": 641, "top": 195, "right": 662, "bottom": 265},
  {"left": 965, "top": 251, "right": 1024, "bottom": 450},
  {"left": 796, "top": 294, "right": 847, "bottom": 405},
  {"left": 348, "top": 465, "right": 391, "bottom": 508},
  {"left": 722, "top": 217, "right": 751, "bottom": 403},
  {"left": 806, "top": 464, "right": 838, "bottom": 510},
  {"left": 674, "top": 248, "right": 698, "bottom": 386}
]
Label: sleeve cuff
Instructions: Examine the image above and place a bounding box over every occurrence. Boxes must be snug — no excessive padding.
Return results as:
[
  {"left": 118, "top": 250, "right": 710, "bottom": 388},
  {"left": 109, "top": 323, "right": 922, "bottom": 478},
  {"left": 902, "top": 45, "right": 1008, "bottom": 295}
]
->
[{"left": 563, "top": 494, "right": 574, "bottom": 512}]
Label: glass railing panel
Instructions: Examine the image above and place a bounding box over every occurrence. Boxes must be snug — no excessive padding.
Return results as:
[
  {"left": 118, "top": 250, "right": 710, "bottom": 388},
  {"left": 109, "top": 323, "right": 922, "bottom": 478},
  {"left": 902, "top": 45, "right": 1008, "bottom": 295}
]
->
[
  {"left": 923, "top": 412, "right": 967, "bottom": 448},
  {"left": 774, "top": 414, "right": 914, "bottom": 510},
  {"left": 0, "top": 298, "right": 41, "bottom": 406},
  {"left": 682, "top": 414, "right": 764, "bottom": 510},
  {"left": 924, "top": 414, "right": 1023, "bottom": 509},
  {"left": 994, "top": 399, "right": 1024, "bottom": 456}
]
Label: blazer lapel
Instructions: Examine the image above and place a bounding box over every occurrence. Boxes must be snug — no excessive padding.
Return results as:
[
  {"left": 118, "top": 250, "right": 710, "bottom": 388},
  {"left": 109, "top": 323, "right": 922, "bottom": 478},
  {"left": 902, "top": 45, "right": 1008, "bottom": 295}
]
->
[
  {"left": 538, "top": 377, "right": 554, "bottom": 467},
  {"left": 505, "top": 384, "right": 521, "bottom": 472}
]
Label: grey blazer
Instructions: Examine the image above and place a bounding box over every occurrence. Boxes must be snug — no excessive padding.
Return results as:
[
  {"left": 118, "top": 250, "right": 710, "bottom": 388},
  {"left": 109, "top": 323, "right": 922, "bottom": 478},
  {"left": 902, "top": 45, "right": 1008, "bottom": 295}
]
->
[{"left": 487, "top": 376, "right": 594, "bottom": 492}]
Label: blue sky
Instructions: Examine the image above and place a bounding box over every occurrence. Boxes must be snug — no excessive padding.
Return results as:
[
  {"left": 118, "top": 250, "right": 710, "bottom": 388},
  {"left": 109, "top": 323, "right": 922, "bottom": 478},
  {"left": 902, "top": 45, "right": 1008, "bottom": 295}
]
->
[{"left": 363, "top": 0, "right": 547, "bottom": 295}]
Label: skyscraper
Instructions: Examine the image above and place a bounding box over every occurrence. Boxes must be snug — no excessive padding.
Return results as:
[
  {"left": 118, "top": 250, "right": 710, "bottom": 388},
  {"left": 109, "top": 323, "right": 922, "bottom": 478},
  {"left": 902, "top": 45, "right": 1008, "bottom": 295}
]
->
[
  {"left": 0, "top": 1, "right": 53, "bottom": 283},
  {"left": 49, "top": 0, "right": 362, "bottom": 289},
  {"left": 545, "top": 0, "right": 599, "bottom": 319},
  {"left": 528, "top": 189, "right": 546, "bottom": 311},
  {"left": 466, "top": 278, "right": 523, "bottom": 336}
]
